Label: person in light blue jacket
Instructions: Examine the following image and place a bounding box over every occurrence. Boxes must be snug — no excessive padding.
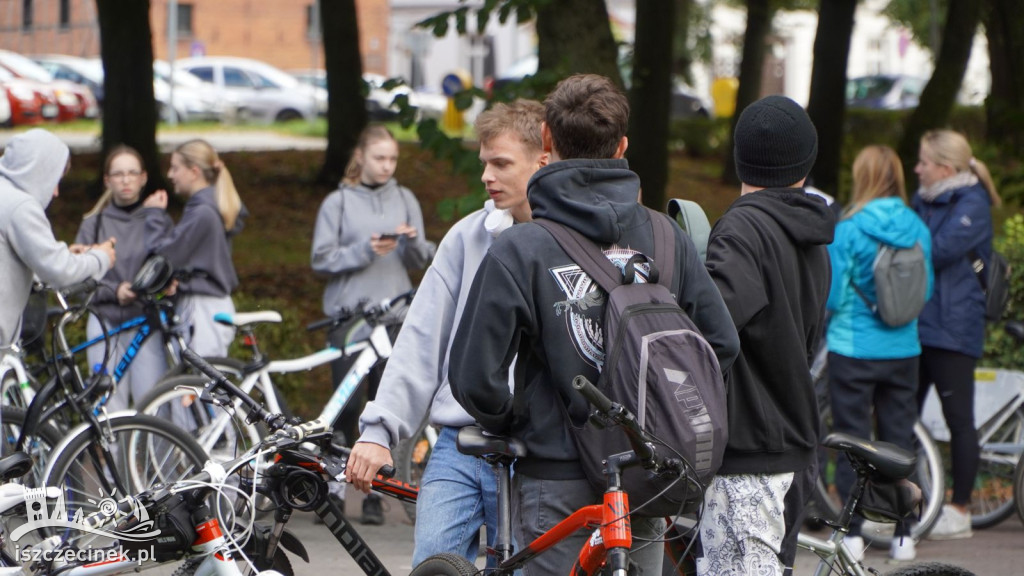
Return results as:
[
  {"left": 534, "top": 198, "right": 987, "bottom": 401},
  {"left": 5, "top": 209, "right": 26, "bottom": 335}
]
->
[{"left": 826, "top": 145, "right": 933, "bottom": 561}]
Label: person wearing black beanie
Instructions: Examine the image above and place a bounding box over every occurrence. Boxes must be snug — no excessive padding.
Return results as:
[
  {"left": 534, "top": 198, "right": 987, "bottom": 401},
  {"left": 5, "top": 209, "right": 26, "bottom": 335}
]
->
[{"left": 697, "top": 95, "right": 836, "bottom": 576}]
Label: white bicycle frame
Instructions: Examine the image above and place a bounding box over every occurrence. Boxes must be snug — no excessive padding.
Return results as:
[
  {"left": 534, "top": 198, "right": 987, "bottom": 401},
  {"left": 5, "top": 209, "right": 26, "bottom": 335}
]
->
[
  {"left": 0, "top": 347, "right": 37, "bottom": 408},
  {"left": 797, "top": 530, "right": 868, "bottom": 576}
]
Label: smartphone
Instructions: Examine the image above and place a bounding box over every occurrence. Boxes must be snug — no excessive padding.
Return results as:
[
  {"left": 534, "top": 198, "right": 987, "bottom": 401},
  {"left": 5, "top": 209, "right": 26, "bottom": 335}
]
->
[{"left": 378, "top": 233, "right": 401, "bottom": 240}]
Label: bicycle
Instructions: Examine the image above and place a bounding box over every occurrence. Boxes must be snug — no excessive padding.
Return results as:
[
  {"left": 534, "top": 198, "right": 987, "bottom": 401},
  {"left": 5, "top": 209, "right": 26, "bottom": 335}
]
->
[
  {"left": 918, "top": 320, "right": 1024, "bottom": 529},
  {"left": 135, "top": 289, "right": 433, "bottom": 521},
  {"left": 0, "top": 350, "right": 419, "bottom": 576},
  {"left": 809, "top": 344, "right": 946, "bottom": 546},
  {"left": 410, "top": 374, "right": 696, "bottom": 576}
]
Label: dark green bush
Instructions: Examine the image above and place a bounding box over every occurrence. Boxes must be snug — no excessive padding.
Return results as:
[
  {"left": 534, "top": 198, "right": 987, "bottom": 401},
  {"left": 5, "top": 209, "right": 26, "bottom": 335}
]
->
[{"left": 982, "top": 214, "right": 1024, "bottom": 370}]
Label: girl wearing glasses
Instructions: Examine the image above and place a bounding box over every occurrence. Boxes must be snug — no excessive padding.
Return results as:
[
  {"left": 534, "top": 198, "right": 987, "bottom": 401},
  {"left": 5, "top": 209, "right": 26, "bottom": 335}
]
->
[
  {"left": 76, "top": 144, "right": 171, "bottom": 411},
  {"left": 143, "top": 139, "right": 247, "bottom": 359}
]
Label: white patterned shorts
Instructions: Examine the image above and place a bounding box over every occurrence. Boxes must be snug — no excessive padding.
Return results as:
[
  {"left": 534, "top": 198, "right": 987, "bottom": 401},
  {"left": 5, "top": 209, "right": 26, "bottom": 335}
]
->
[{"left": 695, "top": 472, "right": 794, "bottom": 576}]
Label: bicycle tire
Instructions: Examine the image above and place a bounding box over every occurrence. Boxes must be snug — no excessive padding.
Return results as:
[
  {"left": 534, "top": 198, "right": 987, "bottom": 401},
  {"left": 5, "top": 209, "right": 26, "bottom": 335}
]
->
[
  {"left": 813, "top": 414, "right": 944, "bottom": 546},
  {"left": 409, "top": 553, "right": 479, "bottom": 576},
  {"left": 42, "top": 413, "right": 209, "bottom": 549},
  {"left": 393, "top": 416, "right": 434, "bottom": 523},
  {"left": 883, "top": 561, "right": 976, "bottom": 576},
  {"left": 967, "top": 406, "right": 1024, "bottom": 529},
  {"left": 1014, "top": 451, "right": 1024, "bottom": 525},
  {"left": 136, "top": 375, "right": 263, "bottom": 463}
]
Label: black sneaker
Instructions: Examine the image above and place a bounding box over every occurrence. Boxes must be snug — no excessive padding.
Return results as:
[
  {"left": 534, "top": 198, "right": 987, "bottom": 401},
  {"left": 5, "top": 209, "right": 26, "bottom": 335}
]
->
[
  {"left": 314, "top": 495, "right": 345, "bottom": 525},
  {"left": 360, "top": 494, "right": 384, "bottom": 525}
]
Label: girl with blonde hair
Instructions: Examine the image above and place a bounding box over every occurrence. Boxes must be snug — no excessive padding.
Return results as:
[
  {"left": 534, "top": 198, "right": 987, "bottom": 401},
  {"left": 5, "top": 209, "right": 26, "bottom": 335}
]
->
[
  {"left": 825, "top": 145, "right": 933, "bottom": 560},
  {"left": 913, "top": 129, "right": 1000, "bottom": 540},
  {"left": 143, "top": 139, "right": 248, "bottom": 358},
  {"left": 77, "top": 145, "right": 172, "bottom": 410}
]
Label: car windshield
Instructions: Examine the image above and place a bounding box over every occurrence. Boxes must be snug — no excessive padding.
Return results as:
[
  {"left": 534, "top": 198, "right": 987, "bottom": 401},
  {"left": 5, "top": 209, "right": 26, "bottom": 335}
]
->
[
  {"left": 154, "top": 61, "right": 205, "bottom": 88},
  {"left": 847, "top": 76, "right": 897, "bottom": 101},
  {"left": 0, "top": 52, "right": 54, "bottom": 82}
]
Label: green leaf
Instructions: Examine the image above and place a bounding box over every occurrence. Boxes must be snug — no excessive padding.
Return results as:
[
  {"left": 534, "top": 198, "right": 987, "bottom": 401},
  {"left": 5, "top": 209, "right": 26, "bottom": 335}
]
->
[{"left": 455, "top": 7, "right": 469, "bottom": 35}]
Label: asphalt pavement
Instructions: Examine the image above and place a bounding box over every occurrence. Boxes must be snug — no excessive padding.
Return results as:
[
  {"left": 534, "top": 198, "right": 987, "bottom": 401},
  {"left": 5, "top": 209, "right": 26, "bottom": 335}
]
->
[{"left": 274, "top": 489, "right": 1016, "bottom": 575}]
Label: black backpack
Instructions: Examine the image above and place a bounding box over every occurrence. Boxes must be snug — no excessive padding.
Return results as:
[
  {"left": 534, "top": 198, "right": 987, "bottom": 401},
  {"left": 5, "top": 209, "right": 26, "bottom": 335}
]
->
[
  {"left": 852, "top": 242, "right": 928, "bottom": 327},
  {"left": 971, "top": 249, "right": 1012, "bottom": 322},
  {"left": 536, "top": 211, "right": 727, "bottom": 517}
]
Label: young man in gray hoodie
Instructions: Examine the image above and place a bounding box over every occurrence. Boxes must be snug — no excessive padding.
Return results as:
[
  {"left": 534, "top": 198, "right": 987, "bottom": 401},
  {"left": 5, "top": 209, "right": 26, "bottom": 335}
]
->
[
  {"left": 345, "top": 100, "right": 548, "bottom": 567},
  {"left": 0, "top": 128, "right": 116, "bottom": 349}
]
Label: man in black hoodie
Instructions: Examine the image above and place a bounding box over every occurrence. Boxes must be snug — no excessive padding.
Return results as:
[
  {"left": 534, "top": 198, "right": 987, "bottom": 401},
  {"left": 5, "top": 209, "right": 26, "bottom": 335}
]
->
[
  {"left": 697, "top": 95, "right": 835, "bottom": 576},
  {"left": 449, "top": 74, "right": 739, "bottom": 576}
]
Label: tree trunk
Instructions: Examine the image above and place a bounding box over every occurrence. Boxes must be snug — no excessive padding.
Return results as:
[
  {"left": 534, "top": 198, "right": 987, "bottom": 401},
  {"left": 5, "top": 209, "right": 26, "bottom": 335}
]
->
[
  {"left": 984, "top": 0, "right": 1024, "bottom": 158},
  {"left": 806, "top": 0, "right": 857, "bottom": 200},
  {"left": 722, "top": 0, "right": 772, "bottom": 185},
  {"left": 318, "top": 0, "right": 367, "bottom": 187},
  {"left": 96, "top": 0, "right": 162, "bottom": 194},
  {"left": 627, "top": 0, "right": 675, "bottom": 211},
  {"left": 897, "top": 0, "right": 982, "bottom": 183},
  {"left": 535, "top": 0, "right": 623, "bottom": 90}
]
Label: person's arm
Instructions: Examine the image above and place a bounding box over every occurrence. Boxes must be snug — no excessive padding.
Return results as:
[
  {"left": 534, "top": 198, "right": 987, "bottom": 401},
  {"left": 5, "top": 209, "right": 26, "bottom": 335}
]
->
[
  {"left": 143, "top": 204, "right": 219, "bottom": 271},
  {"left": 396, "top": 188, "right": 436, "bottom": 270},
  {"left": 929, "top": 192, "right": 992, "bottom": 270},
  {"left": 705, "top": 232, "right": 767, "bottom": 334},
  {"left": 72, "top": 216, "right": 119, "bottom": 306},
  {"left": 348, "top": 265, "right": 460, "bottom": 492},
  {"left": 448, "top": 252, "right": 528, "bottom": 435},
  {"left": 8, "top": 203, "right": 110, "bottom": 286},
  {"left": 310, "top": 192, "right": 376, "bottom": 275},
  {"left": 674, "top": 231, "right": 740, "bottom": 373}
]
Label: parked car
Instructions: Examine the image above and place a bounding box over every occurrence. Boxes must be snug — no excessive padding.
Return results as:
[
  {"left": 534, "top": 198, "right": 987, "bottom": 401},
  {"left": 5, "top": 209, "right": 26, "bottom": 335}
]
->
[
  {"left": 31, "top": 54, "right": 104, "bottom": 108},
  {"left": 154, "top": 60, "right": 236, "bottom": 122},
  {"left": 846, "top": 74, "right": 925, "bottom": 110},
  {"left": 288, "top": 69, "right": 446, "bottom": 121},
  {"left": 177, "top": 56, "right": 326, "bottom": 123},
  {"left": 0, "top": 61, "right": 58, "bottom": 125},
  {"left": 0, "top": 50, "right": 95, "bottom": 121}
]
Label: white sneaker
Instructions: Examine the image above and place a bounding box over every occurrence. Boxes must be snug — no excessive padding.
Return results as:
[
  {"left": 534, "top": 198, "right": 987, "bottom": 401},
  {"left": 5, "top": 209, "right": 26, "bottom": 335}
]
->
[
  {"left": 843, "top": 535, "right": 865, "bottom": 562},
  {"left": 889, "top": 537, "right": 916, "bottom": 562},
  {"left": 927, "top": 504, "right": 973, "bottom": 540}
]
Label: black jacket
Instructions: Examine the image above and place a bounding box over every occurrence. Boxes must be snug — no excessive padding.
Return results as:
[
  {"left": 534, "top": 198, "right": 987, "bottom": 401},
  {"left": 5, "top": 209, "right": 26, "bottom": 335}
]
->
[
  {"left": 449, "top": 159, "right": 740, "bottom": 479},
  {"left": 706, "top": 188, "right": 835, "bottom": 475}
]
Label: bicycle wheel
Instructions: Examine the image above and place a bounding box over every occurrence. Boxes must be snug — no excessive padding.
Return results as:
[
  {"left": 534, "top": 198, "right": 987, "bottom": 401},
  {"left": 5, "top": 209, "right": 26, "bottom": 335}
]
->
[
  {"left": 968, "top": 406, "right": 1024, "bottom": 528},
  {"left": 136, "top": 375, "right": 262, "bottom": 463},
  {"left": 0, "top": 407, "right": 62, "bottom": 486},
  {"left": 1014, "top": 451, "right": 1024, "bottom": 524},
  {"left": 883, "top": 561, "right": 976, "bottom": 575},
  {"left": 393, "top": 416, "right": 434, "bottom": 522},
  {"left": 409, "top": 553, "right": 478, "bottom": 576},
  {"left": 42, "top": 413, "right": 209, "bottom": 549}
]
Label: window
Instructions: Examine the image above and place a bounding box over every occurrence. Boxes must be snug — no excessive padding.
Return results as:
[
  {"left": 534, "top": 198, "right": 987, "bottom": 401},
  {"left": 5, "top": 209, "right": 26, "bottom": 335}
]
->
[
  {"left": 177, "top": 3, "right": 194, "bottom": 36},
  {"left": 59, "top": 0, "right": 70, "bottom": 29},
  {"left": 223, "top": 68, "right": 255, "bottom": 88},
  {"left": 187, "top": 66, "right": 214, "bottom": 83},
  {"left": 22, "top": 0, "right": 32, "bottom": 30}
]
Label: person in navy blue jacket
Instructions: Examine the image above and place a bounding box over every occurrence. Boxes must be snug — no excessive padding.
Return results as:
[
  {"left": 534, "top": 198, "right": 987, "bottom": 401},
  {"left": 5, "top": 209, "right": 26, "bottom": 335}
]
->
[
  {"left": 826, "top": 145, "right": 933, "bottom": 561},
  {"left": 912, "top": 129, "right": 1001, "bottom": 540}
]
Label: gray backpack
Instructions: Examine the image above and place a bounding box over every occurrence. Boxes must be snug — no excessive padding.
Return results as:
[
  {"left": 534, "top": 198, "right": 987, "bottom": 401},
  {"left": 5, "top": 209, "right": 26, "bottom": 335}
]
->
[
  {"left": 536, "top": 211, "right": 727, "bottom": 516},
  {"left": 853, "top": 242, "right": 928, "bottom": 327}
]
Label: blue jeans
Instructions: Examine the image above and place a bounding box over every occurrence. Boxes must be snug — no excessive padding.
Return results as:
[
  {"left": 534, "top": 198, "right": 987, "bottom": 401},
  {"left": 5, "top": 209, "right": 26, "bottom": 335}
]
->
[{"left": 412, "top": 426, "right": 501, "bottom": 567}]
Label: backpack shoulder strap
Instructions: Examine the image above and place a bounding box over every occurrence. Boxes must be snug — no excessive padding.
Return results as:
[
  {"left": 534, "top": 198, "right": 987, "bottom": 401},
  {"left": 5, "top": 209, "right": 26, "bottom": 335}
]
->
[
  {"left": 534, "top": 219, "right": 622, "bottom": 294},
  {"left": 647, "top": 208, "right": 676, "bottom": 290}
]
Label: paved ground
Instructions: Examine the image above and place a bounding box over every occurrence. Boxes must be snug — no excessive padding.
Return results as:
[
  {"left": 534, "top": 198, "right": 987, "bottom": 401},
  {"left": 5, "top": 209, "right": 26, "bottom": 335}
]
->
[
  {"left": 0, "top": 129, "right": 326, "bottom": 154},
  {"left": 277, "top": 489, "right": 1017, "bottom": 575}
]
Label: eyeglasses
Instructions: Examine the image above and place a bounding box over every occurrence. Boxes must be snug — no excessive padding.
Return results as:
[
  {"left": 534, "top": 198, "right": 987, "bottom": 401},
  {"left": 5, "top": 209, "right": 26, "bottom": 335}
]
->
[{"left": 108, "top": 170, "right": 142, "bottom": 180}]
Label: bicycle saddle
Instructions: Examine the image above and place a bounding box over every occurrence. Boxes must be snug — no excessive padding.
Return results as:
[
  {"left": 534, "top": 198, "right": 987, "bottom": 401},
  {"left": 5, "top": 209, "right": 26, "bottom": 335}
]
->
[
  {"left": 457, "top": 426, "right": 527, "bottom": 459},
  {"left": 132, "top": 254, "right": 174, "bottom": 296},
  {"left": 822, "top": 432, "right": 916, "bottom": 481},
  {"left": 0, "top": 451, "right": 32, "bottom": 482}
]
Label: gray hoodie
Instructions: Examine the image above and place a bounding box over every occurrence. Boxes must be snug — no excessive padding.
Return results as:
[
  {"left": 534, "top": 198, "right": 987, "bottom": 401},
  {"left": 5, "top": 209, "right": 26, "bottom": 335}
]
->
[
  {"left": 0, "top": 129, "right": 111, "bottom": 348},
  {"left": 311, "top": 179, "right": 436, "bottom": 315}
]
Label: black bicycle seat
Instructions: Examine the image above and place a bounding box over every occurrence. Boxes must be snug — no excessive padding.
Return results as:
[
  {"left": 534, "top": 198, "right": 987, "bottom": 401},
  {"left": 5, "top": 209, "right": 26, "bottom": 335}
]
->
[
  {"left": 821, "top": 432, "right": 916, "bottom": 481},
  {"left": 457, "top": 426, "right": 527, "bottom": 459},
  {"left": 0, "top": 451, "right": 32, "bottom": 482}
]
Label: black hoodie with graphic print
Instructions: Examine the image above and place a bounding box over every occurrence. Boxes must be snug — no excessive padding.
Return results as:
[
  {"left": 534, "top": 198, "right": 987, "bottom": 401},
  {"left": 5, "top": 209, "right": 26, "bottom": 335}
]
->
[
  {"left": 448, "top": 158, "right": 740, "bottom": 480},
  {"left": 705, "top": 188, "right": 835, "bottom": 475}
]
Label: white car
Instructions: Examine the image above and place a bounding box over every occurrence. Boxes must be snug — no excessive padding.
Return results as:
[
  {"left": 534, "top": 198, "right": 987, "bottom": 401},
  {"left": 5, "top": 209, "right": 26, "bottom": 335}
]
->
[
  {"left": 154, "top": 60, "right": 236, "bottom": 122},
  {"left": 177, "top": 56, "right": 326, "bottom": 123}
]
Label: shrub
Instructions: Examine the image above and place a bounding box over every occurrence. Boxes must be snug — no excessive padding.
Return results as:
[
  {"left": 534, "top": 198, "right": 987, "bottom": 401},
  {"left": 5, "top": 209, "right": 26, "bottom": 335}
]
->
[{"left": 982, "top": 214, "right": 1024, "bottom": 370}]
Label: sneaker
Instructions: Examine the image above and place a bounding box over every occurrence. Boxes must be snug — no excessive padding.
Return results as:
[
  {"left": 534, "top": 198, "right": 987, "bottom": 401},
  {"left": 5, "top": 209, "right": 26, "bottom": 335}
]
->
[
  {"left": 843, "top": 535, "right": 865, "bottom": 562},
  {"left": 927, "top": 504, "right": 973, "bottom": 540},
  {"left": 889, "top": 537, "right": 916, "bottom": 562},
  {"left": 360, "top": 494, "right": 385, "bottom": 526}
]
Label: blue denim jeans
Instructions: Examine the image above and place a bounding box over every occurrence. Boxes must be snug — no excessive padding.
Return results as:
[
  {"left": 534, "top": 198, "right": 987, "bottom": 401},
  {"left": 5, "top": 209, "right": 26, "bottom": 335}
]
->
[{"left": 412, "top": 426, "right": 501, "bottom": 567}]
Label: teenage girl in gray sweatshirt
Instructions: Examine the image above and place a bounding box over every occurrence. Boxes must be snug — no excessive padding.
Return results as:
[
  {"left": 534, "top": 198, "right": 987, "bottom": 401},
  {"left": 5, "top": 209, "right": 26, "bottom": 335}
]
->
[{"left": 310, "top": 124, "right": 435, "bottom": 521}]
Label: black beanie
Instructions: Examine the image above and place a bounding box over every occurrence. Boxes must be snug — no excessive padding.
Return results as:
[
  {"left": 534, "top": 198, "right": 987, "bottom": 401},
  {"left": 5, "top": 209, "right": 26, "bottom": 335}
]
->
[{"left": 733, "top": 95, "right": 818, "bottom": 188}]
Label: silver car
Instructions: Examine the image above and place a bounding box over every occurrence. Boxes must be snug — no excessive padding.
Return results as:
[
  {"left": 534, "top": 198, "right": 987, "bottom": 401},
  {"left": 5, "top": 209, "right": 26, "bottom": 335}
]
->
[{"left": 177, "top": 56, "right": 326, "bottom": 123}]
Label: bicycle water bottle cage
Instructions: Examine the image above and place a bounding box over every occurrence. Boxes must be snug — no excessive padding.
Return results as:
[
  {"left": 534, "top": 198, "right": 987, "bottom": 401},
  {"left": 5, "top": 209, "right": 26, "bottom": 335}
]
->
[{"left": 131, "top": 254, "right": 174, "bottom": 296}]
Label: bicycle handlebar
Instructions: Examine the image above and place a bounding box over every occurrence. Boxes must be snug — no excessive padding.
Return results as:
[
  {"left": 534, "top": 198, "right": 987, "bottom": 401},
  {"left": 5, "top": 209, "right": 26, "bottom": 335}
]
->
[
  {"left": 306, "top": 289, "right": 416, "bottom": 333},
  {"left": 181, "top": 348, "right": 290, "bottom": 431},
  {"left": 58, "top": 278, "right": 99, "bottom": 300}
]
